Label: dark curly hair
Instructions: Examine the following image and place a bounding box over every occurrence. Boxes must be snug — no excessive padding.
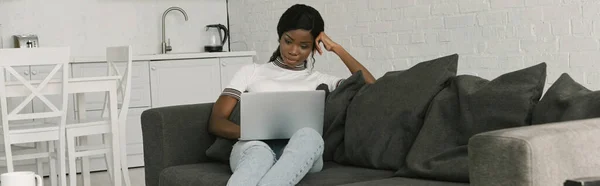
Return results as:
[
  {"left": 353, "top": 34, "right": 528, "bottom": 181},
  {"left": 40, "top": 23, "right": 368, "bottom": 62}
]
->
[{"left": 269, "top": 4, "right": 325, "bottom": 68}]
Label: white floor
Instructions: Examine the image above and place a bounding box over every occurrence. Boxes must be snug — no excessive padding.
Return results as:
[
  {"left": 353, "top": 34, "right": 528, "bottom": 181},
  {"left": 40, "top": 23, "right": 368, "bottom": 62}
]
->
[{"left": 42, "top": 167, "right": 146, "bottom": 186}]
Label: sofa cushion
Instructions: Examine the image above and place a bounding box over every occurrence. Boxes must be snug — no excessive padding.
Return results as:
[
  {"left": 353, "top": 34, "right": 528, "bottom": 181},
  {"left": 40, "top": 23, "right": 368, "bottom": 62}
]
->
[
  {"left": 532, "top": 73, "right": 600, "bottom": 124},
  {"left": 322, "top": 71, "right": 366, "bottom": 161},
  {"left": 298, "top": 161, "right": 395, "bottom": 185},
  {"left": 159, "top": 162, "right": 394, "bottom": 186},
  {"left": 336, "top": 54, "right": 458, "bottom": 170},
  {"left": 340, "top": 177, "right": 469, "bottom": 186},
  {"left": 399, "top": 63, "right": 547, "bottom": 182},
  {"left": 159, "top": 163, "right": 231, "bottom": 186}
]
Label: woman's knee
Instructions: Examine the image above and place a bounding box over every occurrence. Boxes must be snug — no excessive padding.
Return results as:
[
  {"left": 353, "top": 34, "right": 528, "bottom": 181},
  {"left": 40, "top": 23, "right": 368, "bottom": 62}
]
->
[
  {"left": 230, "top": 141, "right": 275, "bottom": 167},
  {"left": 237, "top": 141, "right": 270, "bottom": 150},
  {"left": 236, "top": 141, "right": 274, "bottom": 156},
  {"left": 288, "top": 128, "right": 324, "bottom": 156},
  {"left": 291, "top": 128, "right": 324, "bottom": 145}
]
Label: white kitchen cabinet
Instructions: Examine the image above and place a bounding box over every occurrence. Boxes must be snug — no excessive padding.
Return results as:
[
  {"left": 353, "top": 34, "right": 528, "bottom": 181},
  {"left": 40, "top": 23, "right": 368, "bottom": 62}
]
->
[
  {"left": 219, "top": 56, "right": 253, "bottom": 90},
  {"left": 149, "top": 58, "right": 222, "bottom": 108}
]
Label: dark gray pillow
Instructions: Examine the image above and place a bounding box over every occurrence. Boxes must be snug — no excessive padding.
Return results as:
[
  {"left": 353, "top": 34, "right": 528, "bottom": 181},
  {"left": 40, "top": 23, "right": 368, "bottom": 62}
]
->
[
  {"left": 205, "top": 102, "right": 240, "bottom": 163},
  {"left": 398, "top": 63, "right": 547, "bottom": 182},
  {"left": 335, "top": 54, "right": 458, "bottom": 170},
  {"left": 322, "top": 71, "right": 366, "bottom": 161},
  {"left": 532, "top": 73, "right": 600, "bottom": 124}
]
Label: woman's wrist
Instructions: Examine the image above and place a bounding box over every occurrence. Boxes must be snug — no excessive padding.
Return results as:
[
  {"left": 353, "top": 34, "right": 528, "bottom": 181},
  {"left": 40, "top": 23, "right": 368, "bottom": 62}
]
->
[{"left": 332, "top": 45, "right": 346, "bottom": 56}]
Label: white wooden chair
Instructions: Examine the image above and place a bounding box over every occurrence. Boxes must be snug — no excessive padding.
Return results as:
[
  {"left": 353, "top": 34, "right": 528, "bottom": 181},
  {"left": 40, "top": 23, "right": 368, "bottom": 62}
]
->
[
  {"left": 67, "top": 46, "right": 132, "bottom": 186},
  {"left": 103, "top": 46, "right": 133, "bottom": 186},
  {"left": 0, "top": 47, "right": 71, "bottom": 186}
]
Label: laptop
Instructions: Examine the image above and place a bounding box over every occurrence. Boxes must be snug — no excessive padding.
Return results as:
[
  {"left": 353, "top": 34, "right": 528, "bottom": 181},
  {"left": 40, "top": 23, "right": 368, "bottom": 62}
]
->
[{"left": 238, "top": 90, "right": 325, "bottom": 141}]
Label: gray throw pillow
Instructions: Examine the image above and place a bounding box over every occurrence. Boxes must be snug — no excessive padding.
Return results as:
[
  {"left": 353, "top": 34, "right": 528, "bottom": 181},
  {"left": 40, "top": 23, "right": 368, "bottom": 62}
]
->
[
  {"left": 398, "top": 63, "right": 547, "bottom": 182},
  {"left": 322, "top": 71, "right": 366, "bottom": 161},
  {"left": 205, "top": 102, "right": 240, "bottom": 163},
  {"left": 335, "top": 54, "right": 458, "bottom": 170},
  {"left": 532, "top": 73, "right": 600, "bottom": 124}
]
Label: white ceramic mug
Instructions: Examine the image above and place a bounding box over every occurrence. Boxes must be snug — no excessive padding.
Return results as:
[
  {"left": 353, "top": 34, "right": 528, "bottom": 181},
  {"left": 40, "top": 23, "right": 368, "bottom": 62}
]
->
[{"left": 0, "top": 171, "right": 43, "bottom": 186}]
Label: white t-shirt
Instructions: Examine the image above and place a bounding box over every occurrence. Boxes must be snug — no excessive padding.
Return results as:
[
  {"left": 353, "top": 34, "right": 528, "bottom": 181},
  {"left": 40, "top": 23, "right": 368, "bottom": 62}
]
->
[{"left": 221, "top": 57, "right": 345, "bottom": 100}]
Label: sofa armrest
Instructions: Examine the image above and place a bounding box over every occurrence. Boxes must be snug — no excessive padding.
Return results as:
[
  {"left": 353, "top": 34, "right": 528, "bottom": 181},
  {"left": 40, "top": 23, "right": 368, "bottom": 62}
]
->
[
  {"left": 468, "top": 118, "right": 600, "bottom": 186},
  {"left": 141, "top": 103, "right": 216, "bottom": 186}
]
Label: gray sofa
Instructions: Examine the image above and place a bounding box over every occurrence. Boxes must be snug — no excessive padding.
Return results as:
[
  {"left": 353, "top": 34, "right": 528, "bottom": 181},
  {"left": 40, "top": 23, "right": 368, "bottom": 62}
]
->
[
  {"left": 141, "top": 102, "right": 600, "bottom": 186},
  {"left": 141, "top": 54, "right": 600, "bottom": 186}
]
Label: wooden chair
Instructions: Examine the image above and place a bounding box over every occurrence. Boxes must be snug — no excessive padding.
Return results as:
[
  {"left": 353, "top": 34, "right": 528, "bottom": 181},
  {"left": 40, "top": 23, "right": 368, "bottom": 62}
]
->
[
  {"left": 0, "top": 47, "right": 71, "bottom": 186},
  {"left": 67, "top": 46, "right": 132, "bottom": 186}
]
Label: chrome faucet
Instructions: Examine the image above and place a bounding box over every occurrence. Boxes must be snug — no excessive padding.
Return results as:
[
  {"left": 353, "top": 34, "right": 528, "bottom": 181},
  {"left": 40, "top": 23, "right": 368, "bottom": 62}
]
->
[{"left": 162, "top": 7, "right": 189, "bottom": 54}]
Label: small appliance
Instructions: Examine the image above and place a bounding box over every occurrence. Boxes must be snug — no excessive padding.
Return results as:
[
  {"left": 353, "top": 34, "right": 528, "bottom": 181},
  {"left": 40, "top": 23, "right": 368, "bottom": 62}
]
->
[{"left": 204, "top": 24, "right": 229, "bottom": 52}]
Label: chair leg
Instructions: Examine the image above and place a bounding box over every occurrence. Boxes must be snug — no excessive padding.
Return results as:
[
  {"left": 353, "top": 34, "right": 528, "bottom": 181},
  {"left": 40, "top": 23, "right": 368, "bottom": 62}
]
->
[
  {"left": 111, "top": 134, "right": 122, "bottom": 186},
  {"left": 109, "top": 89, "right": 122, "bottom": 186},
  {"left": 48, "top": 141, "right": 57, "bottom": 186},
  {"left": 120, "top": 125, "right": 131, "bottom": 186},
  {"left": 36, "top": 142, "right": 44, "bottom": 175},
  {"left": 76, "top": 93, "right": 93, "bottom": 186},
  {"left": 57, "top": 121, "right": 68, "bottom": 186},
  {"left": 81, "top": 136, "right": 91, "bottom": 186},
  {"left": 81, "top": 156, "right": 91, "bottom": 186},
  {"left": 67, "top": 133, "right": 78, "bottom": 186},
  {"left": 121, "top": 157, "right": 131, "bottom": 186},
  {"left": 103, "top": 134, "right": 115, "bottom": 183},
  {"left": 4, "top": 140, "right": 14, "bottom": 172}
]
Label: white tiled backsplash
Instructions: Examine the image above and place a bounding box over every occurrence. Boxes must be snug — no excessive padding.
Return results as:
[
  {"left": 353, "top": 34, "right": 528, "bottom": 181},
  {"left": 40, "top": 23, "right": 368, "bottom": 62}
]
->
[{"left": 0, "top": 0, "right": 229, "bottom": 57}]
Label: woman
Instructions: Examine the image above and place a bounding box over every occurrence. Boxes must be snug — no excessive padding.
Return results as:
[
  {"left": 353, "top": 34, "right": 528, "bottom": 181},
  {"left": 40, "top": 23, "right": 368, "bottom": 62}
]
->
[{"left": 209, "top": 4, "right": 376, "bottom": 186}]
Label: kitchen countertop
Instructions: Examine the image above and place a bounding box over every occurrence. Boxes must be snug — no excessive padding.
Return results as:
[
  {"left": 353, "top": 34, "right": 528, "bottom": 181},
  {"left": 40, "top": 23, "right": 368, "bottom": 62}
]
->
[{"left": 71, "top": 51, "right": 256, "bottom": 63}]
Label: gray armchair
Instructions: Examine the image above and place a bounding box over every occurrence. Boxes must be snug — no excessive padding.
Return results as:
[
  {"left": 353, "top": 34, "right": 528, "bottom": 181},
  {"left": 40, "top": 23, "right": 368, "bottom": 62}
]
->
[{"left": 141, "top": 103, "right": 217, "bottom": 186}]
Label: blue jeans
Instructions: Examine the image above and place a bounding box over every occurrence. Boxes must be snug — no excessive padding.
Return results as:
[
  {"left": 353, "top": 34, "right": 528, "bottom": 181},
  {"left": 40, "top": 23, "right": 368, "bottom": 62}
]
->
[{"left": 227, "top": 128, "right": 324, "bottom": 186}]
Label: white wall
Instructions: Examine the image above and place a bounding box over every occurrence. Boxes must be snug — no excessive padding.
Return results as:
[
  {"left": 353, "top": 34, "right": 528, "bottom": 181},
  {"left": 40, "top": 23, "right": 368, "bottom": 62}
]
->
[
  {"left": 0, "top": 0, "right": 228, "bottom": 57},
  {"left": 229, "top": 0, "right": 600, "bottom": 90}
]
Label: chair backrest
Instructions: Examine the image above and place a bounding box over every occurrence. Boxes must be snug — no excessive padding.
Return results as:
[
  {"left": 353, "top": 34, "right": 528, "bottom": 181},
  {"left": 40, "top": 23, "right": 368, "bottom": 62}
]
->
[
  {"left": 104, "top": 46, "right": 132, "bottom": 123},
  {"left": 0, "top": 47, "right": 70, "bottom": 123}
]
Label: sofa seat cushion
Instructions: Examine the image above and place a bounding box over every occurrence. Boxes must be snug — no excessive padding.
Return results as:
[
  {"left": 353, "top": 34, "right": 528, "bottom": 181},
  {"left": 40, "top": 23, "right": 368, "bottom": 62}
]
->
[
  {"left": 297, "top": 162, "right": 395, "bottom": 185},
  {"left": 159, "top": 162, "right": 394, "bottom": 186},
  {"left": 339, "top": 177, "right": 469, "bottom": 186},
  {"left": 159, "top": 163, "right": 231, "bottom": 186}
]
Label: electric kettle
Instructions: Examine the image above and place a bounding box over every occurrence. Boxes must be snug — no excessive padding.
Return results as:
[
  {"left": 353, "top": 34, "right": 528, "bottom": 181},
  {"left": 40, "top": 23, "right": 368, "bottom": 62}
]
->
[{"left": 205, "top": 24, "right": 229, "bottom": 52}]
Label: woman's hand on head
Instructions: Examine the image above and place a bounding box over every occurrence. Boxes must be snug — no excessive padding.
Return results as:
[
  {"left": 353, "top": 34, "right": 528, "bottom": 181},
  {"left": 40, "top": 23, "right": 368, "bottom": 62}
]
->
[
  {"left": 315, "top": 32, "right": 377, "bottom": 84},
  {"left": 315, "top": 32, "right": 341, "bottom": 55}
]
